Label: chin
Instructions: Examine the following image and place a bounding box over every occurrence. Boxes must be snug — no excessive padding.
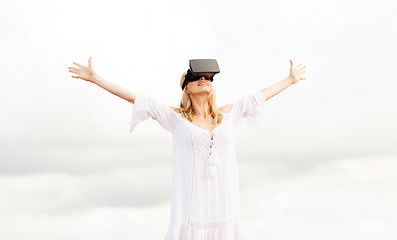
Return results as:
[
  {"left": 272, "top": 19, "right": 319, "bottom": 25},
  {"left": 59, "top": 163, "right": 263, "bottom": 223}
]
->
[{"left": 198, "top": 90, "right": 211, "bottom": 95}]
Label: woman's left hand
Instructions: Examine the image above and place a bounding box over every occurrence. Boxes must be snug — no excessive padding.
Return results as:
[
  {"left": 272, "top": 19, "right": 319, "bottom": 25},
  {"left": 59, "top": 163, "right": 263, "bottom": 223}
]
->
[{"left": 289, "top": 60, "right": 307, "bottom": 84}]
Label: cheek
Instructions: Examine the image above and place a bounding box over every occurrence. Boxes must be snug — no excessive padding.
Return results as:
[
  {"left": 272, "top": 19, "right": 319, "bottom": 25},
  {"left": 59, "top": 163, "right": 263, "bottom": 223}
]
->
[{"left": 187, "top": 83, "right": 196, "bottom": 91}]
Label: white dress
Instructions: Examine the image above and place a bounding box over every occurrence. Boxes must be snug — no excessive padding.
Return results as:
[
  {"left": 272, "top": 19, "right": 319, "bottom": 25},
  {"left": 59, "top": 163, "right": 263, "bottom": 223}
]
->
[{"left": 129, "top": 91, "right": 267, "bottom": 240}]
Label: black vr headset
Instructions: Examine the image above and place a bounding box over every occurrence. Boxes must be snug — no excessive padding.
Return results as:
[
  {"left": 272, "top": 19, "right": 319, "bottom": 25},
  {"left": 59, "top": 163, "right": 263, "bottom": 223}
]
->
[{"left": 182, "top": 59, "right": 220, "bottom": 90}]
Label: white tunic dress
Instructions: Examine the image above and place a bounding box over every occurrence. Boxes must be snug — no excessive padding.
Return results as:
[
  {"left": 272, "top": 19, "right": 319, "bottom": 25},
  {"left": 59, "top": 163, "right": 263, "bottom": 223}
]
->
[{"left": 129, "top": 91, "right": 267, "bottom": 240}]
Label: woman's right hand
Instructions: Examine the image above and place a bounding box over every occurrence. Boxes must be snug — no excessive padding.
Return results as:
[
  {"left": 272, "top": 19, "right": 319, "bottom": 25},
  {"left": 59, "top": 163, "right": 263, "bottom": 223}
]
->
[{"left": 69, "top": 56, "right": 96, "bottom": 82}]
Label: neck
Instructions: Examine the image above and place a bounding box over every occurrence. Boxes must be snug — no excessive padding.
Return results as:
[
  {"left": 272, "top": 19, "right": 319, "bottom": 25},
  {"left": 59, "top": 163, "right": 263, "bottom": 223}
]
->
[{"left": 190, "top": 93, "right": 210, "bottom": 118}]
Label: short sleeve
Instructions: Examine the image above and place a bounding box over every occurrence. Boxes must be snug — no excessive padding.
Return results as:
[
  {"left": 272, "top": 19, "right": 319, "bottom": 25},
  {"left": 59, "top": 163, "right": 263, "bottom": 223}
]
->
[
  {"left": 129, "top": 93, "right": 179, "bottom": 133},
  {"left": 229, "top": 91, "right": 267, "bottom": 130}
]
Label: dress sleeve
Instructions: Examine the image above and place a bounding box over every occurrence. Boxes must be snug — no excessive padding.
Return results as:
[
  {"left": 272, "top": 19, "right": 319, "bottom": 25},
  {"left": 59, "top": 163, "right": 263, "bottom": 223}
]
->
[
  {"left": 129, "top": 93, "right": 179, "bottom": 133},
  {"left": 229, "top": 91, "right": 267, "bottom": 130}
]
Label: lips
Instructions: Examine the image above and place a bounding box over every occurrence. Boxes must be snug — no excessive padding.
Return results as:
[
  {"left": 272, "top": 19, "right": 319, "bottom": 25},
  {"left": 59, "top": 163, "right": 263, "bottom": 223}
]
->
[{"left": 198, "top": 82, "right": 209, "bottom": 86}]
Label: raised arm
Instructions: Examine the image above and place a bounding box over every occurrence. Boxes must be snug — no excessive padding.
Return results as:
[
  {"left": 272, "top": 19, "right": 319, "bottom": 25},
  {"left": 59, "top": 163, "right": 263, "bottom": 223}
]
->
[
  {"left": 260, "top": 60, "right": 306, "bottom": 101},
  {"left": 68, "top": 56, "right": 136, "bottom": 103}
]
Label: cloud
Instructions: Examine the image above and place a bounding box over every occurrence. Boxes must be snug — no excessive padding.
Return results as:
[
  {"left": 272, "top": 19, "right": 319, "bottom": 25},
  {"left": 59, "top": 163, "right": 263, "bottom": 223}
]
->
[
  {"left": 0, "top": 166, "right": 173, "bottom": 216},
  {"left": 1, "top": 154, "right": 396, "bottom": 239},
  {"left": 1, "top": 0, "right": 397, "bottom": 239},
  {"left": 240, "top": 154, "right": 397, "bottom": 240}
]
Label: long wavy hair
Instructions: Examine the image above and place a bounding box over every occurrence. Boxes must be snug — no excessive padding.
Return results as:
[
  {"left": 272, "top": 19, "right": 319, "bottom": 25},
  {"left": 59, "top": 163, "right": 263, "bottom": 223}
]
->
[{"left": 177, "top": 72, "right": 223, "bottom": 125}]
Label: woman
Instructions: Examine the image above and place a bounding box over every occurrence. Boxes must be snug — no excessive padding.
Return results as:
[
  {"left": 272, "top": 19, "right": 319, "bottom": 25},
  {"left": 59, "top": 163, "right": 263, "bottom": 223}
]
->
[{"left": 68, "top": 57, "right": 306, "bottom": 240}]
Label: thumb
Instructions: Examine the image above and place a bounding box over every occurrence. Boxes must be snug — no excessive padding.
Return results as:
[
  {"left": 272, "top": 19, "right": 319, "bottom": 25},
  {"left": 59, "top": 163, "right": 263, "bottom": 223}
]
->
[
  {"left": 290, "top": 59, "right": 293, "bottom": 67},
  {"left": 88, "top": 56, "right": 93, "bottom": 66}
]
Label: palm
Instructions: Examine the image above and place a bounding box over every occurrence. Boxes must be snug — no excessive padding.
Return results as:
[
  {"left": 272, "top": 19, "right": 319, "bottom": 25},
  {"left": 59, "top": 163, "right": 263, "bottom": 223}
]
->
[
  {"left": 69, "top": 56, "right": 96, "bottom": 82},
  {"left": 289, "top": 60, "right": 306, "bottom": 84}
]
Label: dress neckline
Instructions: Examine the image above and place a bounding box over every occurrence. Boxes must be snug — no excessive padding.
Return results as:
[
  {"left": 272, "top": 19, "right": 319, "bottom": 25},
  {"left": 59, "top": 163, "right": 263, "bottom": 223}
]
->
[
  {"left": 169, "top": 108, "right": 229, "bottom": 134},
  {"left": 181, "top": 114, "right": 222, "bottom": 134}
]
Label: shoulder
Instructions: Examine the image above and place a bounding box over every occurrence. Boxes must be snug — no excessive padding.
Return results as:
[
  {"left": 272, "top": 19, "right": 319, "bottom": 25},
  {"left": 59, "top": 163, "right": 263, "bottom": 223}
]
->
[
  {"left": 169, "top": 105, "right": 233, "bottom": 114},
  {"left": 218, "top": 104, "right": 233, "bottom": 114},
  {"left": 169, "top": 106, "right": 182, "bottom": 113}
]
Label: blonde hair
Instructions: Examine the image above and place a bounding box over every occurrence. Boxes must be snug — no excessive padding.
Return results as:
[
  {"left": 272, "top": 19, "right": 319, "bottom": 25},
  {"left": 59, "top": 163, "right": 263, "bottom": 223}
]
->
[{"left": 177, "top": 72, "right": 223, "bottom": 125}]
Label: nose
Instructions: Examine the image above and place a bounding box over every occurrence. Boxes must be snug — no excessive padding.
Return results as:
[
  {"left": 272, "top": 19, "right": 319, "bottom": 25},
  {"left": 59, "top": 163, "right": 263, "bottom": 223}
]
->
[{"left": 200, "top": 76, "right": 211, "bottom": 82}]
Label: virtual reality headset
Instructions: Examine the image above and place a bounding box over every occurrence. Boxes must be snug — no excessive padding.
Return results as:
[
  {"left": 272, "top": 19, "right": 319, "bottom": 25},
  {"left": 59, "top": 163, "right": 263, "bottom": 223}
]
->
[{"left": 182, "top": 59, "right": 220, "bottom": 90}]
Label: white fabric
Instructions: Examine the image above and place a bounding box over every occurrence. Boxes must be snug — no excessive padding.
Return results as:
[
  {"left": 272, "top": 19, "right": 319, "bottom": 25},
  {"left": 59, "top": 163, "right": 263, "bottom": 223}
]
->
[{"left": 129, "top": 91, "right": 267, "bottom": 240}]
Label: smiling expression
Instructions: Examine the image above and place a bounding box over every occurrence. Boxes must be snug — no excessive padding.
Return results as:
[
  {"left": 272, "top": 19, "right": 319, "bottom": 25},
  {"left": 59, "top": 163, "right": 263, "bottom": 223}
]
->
[{"left": 186, "top": 74, "right": 214, "bottom": 95}]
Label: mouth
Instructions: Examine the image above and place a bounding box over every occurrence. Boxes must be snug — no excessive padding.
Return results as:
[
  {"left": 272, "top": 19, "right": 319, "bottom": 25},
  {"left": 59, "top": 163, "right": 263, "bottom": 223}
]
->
[{"left": 198, "top": 82, "right": 209, "bottom": 86}]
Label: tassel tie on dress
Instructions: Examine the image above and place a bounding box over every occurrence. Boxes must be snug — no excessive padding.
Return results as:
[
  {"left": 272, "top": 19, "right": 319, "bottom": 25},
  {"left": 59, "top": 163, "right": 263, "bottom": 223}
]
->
[{"left": 207, "top": 132, "right": 220, "bottom": 177}]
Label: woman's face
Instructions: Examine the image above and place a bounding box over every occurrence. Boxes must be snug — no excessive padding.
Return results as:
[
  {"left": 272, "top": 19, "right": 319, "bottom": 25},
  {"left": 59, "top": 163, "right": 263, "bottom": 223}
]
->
[{"left": 186, "top": 73, "right": 214, "bottom": 95}]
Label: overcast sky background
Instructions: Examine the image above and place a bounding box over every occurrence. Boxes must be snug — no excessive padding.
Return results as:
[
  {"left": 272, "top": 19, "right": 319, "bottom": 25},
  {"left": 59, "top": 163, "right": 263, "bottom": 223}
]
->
[{"left": 1, "top": 0, "right": 396, "bottom": 239}]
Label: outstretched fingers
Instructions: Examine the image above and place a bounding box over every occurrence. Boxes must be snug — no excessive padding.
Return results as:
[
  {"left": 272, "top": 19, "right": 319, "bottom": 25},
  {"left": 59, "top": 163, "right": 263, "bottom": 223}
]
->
[{"left": 73, "top": 62, "right": 83, "bottom": 67}]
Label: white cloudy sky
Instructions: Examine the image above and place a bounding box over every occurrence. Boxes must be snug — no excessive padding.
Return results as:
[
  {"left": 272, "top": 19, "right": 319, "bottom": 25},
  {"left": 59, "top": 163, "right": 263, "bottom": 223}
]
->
[{"left": 1, "top": 0, "right": 396, "bottom": 239}]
